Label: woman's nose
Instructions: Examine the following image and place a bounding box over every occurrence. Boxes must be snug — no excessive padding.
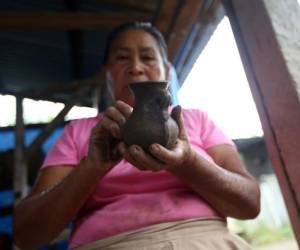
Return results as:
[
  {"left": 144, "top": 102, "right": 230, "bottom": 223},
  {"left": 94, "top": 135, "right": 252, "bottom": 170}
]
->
[{"left": 128, "top": 58, "right": 143, "bottom": 75}]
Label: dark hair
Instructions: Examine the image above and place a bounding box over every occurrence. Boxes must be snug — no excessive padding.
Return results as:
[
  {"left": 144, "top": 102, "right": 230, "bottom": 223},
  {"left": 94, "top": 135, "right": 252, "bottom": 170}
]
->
[{"left": 103, "top": 22, "right": 168, "bottom": 65}]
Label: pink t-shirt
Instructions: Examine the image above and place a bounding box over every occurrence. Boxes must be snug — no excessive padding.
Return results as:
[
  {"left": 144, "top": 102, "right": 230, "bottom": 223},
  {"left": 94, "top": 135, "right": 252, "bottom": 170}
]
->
[{"left": 42, "top": 108, "right": 235, "bottom": 249}]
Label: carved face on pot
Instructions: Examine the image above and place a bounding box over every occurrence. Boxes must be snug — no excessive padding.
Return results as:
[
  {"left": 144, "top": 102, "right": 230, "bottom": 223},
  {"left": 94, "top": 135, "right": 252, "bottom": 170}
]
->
[{"left": 105, "top": 29, "right": 170, "bottom": 106}]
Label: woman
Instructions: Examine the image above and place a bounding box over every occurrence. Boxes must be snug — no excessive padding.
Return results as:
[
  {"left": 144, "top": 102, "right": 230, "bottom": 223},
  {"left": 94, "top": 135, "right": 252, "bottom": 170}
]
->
[{"left": 14, "top": 22, "right": 260, "bottom": 250}]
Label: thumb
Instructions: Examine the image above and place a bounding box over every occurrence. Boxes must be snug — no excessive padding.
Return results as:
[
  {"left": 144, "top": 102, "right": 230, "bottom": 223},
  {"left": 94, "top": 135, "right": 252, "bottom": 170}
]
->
[{"left": 171, "top": 105, "right": 188, "bottom": 140}]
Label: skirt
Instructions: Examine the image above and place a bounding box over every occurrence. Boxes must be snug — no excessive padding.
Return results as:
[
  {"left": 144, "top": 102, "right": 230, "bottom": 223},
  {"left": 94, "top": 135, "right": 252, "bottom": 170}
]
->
[{"left": 76, "top": 218, "right": 251, "bottom": 250}]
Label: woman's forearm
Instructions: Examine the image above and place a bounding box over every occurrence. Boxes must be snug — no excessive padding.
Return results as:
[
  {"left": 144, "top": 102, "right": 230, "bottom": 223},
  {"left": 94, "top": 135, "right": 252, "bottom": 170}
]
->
[
  {"left": 13, "top": 159, "right": 108, "bottom": 250},
  {"left": 169, "top": 151, "right": 260, "bottom": 219}
]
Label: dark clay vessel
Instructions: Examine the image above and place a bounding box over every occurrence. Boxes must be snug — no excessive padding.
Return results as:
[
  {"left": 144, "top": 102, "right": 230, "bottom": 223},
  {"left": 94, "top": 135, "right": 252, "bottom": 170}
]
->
[{"left": 122, "top": 81, "right": 179, "bottom": 151}]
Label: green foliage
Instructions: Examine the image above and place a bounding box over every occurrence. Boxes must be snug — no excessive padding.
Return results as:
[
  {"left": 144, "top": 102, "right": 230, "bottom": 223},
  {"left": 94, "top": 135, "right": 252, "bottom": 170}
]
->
[{"left": 234, "top": 222, "right": 294, "bottom": 247}]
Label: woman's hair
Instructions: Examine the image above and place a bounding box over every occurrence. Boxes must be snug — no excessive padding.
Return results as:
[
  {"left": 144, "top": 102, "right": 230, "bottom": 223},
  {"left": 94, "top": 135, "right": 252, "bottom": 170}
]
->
[{"left": 103, "top": 22, "right": 168, "bottom": 65}]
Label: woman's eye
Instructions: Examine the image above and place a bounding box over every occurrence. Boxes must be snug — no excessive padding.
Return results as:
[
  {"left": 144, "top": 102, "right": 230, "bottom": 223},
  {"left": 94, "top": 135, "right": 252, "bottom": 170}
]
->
[
  {"left": 142, "top": 56, "right": 155, "bottom": 61},
  {"left": 115, "top": 55, "right": 129, "bottom": 61}
]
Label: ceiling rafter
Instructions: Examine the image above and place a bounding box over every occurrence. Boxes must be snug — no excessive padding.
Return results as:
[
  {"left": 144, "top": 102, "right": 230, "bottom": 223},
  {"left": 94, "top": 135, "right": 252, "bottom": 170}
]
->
[
  {"left": 166, "top": 0, "right": 204, "bottom": 62},
  {"left": 18, "top": 71, "right": 105, "bottom": 100},
  {"left": 154, "top": 0, "right": 179, "bottom": 37},
  {"left": 87, "top": 0, "right": 157, "bottom": 13},
  {"left": 0, "top": 12, "right": 151, "bottom": 30}
]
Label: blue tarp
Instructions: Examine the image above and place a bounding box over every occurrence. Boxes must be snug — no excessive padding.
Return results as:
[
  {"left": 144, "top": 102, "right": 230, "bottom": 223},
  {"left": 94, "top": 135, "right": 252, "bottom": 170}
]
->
[
  {"left": 0, "top": 216, "right": 12, "bottom": 234},
  {"left": 0, "top": 190, "right": 14, "bottom": 209},
  {"left": 0, "top": 127, "right": 64, "bottom": 153},
  {"left": 170, "top": 65, "right": 180, "bottom": 106},
  {"left": 0, "top": 126, "right": 65, "bottom": 247}
]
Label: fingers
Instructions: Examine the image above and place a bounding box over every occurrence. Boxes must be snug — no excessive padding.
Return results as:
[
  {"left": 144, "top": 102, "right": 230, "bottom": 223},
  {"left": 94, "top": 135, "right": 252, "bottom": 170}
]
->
[
  {"left": 105, "top": 100, "right": 132, "bottom": 126},
  {"left": 100, "top": 101, "right": 133, "bottom": 139},
  {"left": 118, "top": 143, "right": 166, "bottom": 171},
  {"left": 149, "top": 143, "right": 184, "bottom": 167},
  {"left": 105, "top": 106, "right": 126, "bottom": 126},
  {"left": 171, "top": 105, "right": 188, "bottom": 140},
  {"left": 101, "top": 115, "right": 121, "bottom": 138},
  {"left": 115, "top": 100, "right": 133, "bottom": 119},
  {"left": 118, "top": 142, "right": 142, "bottom": 169}
]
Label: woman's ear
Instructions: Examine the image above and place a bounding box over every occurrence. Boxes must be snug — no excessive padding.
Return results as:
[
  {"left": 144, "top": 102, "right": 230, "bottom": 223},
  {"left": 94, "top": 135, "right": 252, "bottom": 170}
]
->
[
  {"left": 101, "top": 67, "right": 116, "bottom": 106},
  {"left": 105, "top": 70, "right": 111, "bottom": 84},
  {"left": 104, "top": 66, "right": 113, "bottom": 86},
  {"left": 165, "top": 62, "right": 171, "bottom": 81}
]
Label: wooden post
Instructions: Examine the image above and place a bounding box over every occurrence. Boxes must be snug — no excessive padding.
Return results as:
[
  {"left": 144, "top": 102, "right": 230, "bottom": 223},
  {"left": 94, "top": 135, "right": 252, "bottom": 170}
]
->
[
  {"left": 14, "top": 96, "right": 27, "bottom": 200},
  {"left": 223, "top": 0, "right": 300, "bottom": 244}
]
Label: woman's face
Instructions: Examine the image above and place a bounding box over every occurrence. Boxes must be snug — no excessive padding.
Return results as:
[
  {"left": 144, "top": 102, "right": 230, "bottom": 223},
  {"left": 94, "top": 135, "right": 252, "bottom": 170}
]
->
[{"left": 105, "top": 29, "right": 170, "bottom": 106}]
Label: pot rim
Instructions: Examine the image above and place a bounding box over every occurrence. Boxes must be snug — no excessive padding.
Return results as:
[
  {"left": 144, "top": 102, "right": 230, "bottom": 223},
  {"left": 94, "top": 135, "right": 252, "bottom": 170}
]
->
[{"left": 128, "top": 80, "right": 169, "bottom": 89}]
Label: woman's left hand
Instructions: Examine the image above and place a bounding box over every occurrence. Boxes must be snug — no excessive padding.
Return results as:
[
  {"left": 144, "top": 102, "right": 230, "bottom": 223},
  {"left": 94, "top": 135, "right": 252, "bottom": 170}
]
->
[{"left": 118, "top": 106, "right": 195, "bottom": 171}]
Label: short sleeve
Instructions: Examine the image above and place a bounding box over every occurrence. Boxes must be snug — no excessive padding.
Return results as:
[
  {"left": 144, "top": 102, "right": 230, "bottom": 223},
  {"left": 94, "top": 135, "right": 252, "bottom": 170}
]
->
[
  {"left": 198, "top": 110, "right": 235, "bottom": 149},
  {"left": 41, "top": 121, "right": 79, "bottom": 169}
]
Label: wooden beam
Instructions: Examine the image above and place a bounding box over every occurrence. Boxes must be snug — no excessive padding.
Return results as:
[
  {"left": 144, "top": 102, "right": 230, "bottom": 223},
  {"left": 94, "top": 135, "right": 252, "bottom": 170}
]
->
[
  {"left": 20, "top": 71, "right": 105, "bottom": 100},
  {"left": 154, "top": 0, "right": 179, "bottom": 36},
  {"left": 27, "top": 68, "right": 105, "bottom": 155},
  {"left": 89, "top": 0, "right": 157, "bottom": 12},
  {"left": 27, "top": 100, "right": 74, "bottom": 156},
  {"left": 27, "top": 80, "right": 98, "bottom": 156},
  {"left": 0, "top": 12, "right": 150, "bottom": 30},
  {"left": 223, "top": 0, "right": 300, "bottom": 244},
  {"left": 167, "top": 0, "right": 204, "bottom": 62}
]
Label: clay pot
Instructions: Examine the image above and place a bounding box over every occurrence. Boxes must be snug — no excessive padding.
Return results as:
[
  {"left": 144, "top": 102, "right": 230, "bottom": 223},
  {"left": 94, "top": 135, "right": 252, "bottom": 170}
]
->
[{"left": 122, "top": 81, "right": 179, "bottom": 152}]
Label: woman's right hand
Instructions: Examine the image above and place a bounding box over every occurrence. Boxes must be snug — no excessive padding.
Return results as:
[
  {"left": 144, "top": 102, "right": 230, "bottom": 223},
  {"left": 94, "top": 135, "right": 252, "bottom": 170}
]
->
[{"left": 86, "top": 100, "right": 133, "bottom": 171}]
